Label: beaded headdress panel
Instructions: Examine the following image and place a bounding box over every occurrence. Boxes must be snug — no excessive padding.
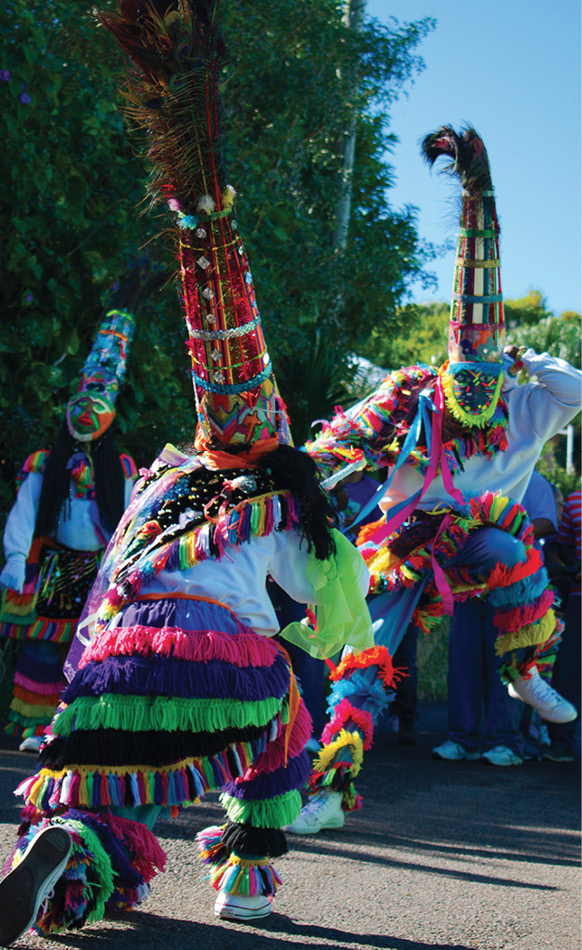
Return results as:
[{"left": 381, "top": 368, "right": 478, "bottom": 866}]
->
[
  {"left": 422, "top": 127, "right": 505, "bottom": 427},
  {"left": 67, "top": 308, "right": 135, "bottom": 442},
  {"left": 100, "top": 0, "right": 291, "bottom": 456}
]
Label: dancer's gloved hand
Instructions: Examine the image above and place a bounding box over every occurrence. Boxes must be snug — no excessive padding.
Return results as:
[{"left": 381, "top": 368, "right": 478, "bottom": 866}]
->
[{"left": 0, "top": 554, "right": 26, "bottom": 593}]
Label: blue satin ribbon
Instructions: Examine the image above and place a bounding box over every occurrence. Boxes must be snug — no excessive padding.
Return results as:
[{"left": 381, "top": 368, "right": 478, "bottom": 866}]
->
[{"left": 348, "top": 387, "right": 437, "bottom": 532}]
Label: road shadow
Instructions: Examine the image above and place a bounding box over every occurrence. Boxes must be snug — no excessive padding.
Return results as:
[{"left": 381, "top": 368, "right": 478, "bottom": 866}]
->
[{"left": 36, "top": 909, "right": 482, "bottom": 950}]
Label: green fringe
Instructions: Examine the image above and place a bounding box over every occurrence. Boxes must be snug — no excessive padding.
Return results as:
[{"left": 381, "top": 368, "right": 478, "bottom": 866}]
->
[
  {"left": 219, "top": 789, "right": 301, "bottom": 829},
  {"left": 53, "top": 817, "right": 115, "bottom": 923},
  {"left": 53, "top": 694, "right": 283, "bottom": 737}
]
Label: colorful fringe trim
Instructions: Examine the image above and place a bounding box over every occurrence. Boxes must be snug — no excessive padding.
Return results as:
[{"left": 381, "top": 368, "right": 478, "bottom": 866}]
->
[
  {"left": 95, "top": 469, "right": 301, "bottom": 627},
  {"left": 219, "top": 789, "right": 301, "bottom": 829},
  {"left": 52, "top": 692, "right": 288, "bottom": 737},
  {"left": 357, "top": 489, "right": 560, "bottom": 684},
  {"left": 63, "top": 650, "right": 291, "bottom": 705},
  {"left": 18, "top": 738, "right": 279, "bottom": 812},
  {"left": 197, "top": 825, "right": 282, "bottom": 896},
  {"left": 79, "top": 623, "right": 279, "bottom": 669},
  {"left": 306, "top": 646, "right": 400, "bottom": 811},
  {"left": 330, "top": 645, "right": 404, "bottom": 690},
  {"left": 4, "top": 646, "right": 65, "bottom": 739},
  {"left": 0, "top": 617, "right": 77, "bottom": 643},
  {"left": 307, "top": 731, "right": 364, "bottom": 812},
  {"left": 9, "top": 810, "right": 165, "bottom": 935},
  {"left": 15, "top": 450, "right": 50, "bottom": 490},
  {"left": 321, "top": 699, "right": 374, "bottom": 751},
  {"left": 305, "top": 363, "right": 508, "bottom": 482}
]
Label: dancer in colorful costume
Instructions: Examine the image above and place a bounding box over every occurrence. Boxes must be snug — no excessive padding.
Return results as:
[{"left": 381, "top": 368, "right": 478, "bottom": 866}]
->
[
  {"left": 0, "top": 295, "right": 138, "bottom": 753},
  {"left": 288, "top": 126, "right": 581, "bottom": 835},
  {"left": 0, "top": 1, "right": 375, "bottom": 941}
]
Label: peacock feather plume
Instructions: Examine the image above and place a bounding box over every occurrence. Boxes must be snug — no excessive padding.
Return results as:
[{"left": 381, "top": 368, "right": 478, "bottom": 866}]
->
[
  {"left": 98, "top": 0, "right": 291, "bottom": 451},
  {"left": 98, "top": 0, "right": 228, "bottom": 213}
]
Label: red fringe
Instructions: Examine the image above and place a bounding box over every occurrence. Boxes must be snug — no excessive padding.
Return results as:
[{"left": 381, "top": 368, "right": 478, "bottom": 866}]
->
[
  {"left": 493, "top": 589, "right": 555, "bottom": 633},
  {"left": 484, "top": 548, "right": 543, "bottom": 590},
  {"left": 330, "top": 646, "right": 401, "bottom": 689}
]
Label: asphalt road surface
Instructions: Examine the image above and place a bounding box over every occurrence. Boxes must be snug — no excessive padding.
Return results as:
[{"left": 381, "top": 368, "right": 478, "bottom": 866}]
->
[{"left": 0, "top": 703, "right": 579, "bottom": 950}]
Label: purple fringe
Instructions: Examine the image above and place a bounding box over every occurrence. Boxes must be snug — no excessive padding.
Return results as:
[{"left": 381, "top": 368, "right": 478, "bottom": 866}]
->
[
  {"left": 221, "top": 749, "right": 310, "bottom": 801},
  {"left": 61, "top": 650, "right": 291, "bottom": 704}
]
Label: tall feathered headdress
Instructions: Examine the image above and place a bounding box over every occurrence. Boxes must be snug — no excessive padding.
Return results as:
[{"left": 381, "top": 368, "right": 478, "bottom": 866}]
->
[
  {"left": 98, "top": 0, "right": 291, "bottom": 459},
  {"left": 422, "top": 126, "right": 505, "bottom": 426}
]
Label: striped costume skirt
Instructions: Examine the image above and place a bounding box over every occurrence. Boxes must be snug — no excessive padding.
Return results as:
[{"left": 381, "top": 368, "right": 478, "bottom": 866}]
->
[
  {"left": 12, "top": 594, "right": 313, "bottom": 931},
  {"left": 21, "top": 593, "right": 312, "bottom": 828}
]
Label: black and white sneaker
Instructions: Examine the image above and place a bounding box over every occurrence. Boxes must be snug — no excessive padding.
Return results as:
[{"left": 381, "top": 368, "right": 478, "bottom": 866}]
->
[{"left": 0, "top": 826, "right": 72, "bottom": 946}]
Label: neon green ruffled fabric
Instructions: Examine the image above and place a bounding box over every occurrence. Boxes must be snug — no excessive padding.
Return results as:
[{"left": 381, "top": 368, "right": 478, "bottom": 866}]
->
[{"left": 280, "top": 529, "right": 374, "bottom": 660}]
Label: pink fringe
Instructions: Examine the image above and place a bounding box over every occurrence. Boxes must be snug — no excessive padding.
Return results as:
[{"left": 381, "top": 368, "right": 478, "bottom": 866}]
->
[
  {"left": 14, "top": 671, "right": 65, "bottom": 693},
  {"left": 321, "top": 699, "right": 374, "bottom": 751},
  {"left": 493, "top": 589, "right": 555, "bottom": 633},
  {"left": 79, "top": 625, "right": 278, "bottom": 669},
  {"left": 240, "top": 702, "right": 312, "bottom": 779},
  {"left": 100, "top": 813, "right": 167, "bottom": 880}
]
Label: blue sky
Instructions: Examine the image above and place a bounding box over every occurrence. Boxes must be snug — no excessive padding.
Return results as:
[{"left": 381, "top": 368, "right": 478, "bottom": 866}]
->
[{"left": 365, "top": 0, "right": 581, "bottom": 315}]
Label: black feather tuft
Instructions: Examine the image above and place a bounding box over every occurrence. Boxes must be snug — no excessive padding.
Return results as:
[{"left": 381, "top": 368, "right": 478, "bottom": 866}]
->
[{"left": 421, "top": 124, "right": 493, "bottom": 196}]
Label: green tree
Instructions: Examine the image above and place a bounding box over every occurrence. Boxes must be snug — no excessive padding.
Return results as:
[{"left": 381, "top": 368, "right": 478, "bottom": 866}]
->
[
  {"left": 503, "top": 289, "right": 553, "bottom": 329},
  {"left": 504, "top": 292, "right": 581, "bottom": 368},
  {"left": 505, "top": 292, "right": 581, "bottom": 488},
  {"left": 0, "top": 0, "right": 435, "bottom": 515},
  {"left": 0, "top": 0, "right": 191, "bottom": 507},
  {"left": 358, "top": 300, "right": 448, "bottom": 372}
]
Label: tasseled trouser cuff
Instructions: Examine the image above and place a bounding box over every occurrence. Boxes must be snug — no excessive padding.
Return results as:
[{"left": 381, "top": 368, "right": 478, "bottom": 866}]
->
[
  {"left": 5, "top": 810, "right": 166, "bottom": 935},
  {"left": 307, "top": 646, "right": 401, "bottom": 811},
  {"left": 197, "top": 823, "right": 284, "bottom": 897},
  {"left": 197, "top": 682, "right": 314, "bottom": 897}
]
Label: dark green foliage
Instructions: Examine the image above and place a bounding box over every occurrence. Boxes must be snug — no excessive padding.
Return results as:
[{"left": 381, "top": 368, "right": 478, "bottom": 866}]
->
[
  {"left": 358, "top": 300, "right": 449, "bottom": 372},
  {"left": 0, "top": 0, "right": 192, "bottom": 513},
  {"left": 0, "top": 0, "right": 435, "bottom": 521}
]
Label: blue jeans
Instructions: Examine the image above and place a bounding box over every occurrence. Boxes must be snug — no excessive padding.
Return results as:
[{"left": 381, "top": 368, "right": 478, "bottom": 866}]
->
[{"left": 447, "top": 598, "right": 524, "bottom": 755}]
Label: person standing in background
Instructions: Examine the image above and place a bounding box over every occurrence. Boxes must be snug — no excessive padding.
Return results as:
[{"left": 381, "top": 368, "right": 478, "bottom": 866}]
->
[{"left": 0, "top": 289, "right": 140, "bottom": 751}]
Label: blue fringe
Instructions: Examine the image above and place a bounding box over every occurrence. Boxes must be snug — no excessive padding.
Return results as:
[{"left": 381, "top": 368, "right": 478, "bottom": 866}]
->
[
  {"left": 327, "top": 669, "right": 389, "bottom": 721},
  {"left": 487, "top": 566, "right": 548, "bottom": 608}
]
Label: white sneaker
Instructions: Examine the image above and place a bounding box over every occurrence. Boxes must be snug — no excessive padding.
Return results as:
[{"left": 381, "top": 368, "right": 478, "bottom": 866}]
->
[
  {"left": 214, "top": 892, "right": 272, "bottom": 921},
  {"left": 18, "top": 736, "right": 43, "bottom": 754},
  {"left": 0, "top": 826, "right": 72, "bottom": 946},
  {"left": 432, "top": 740, "right": 480, "bottom": 761},
  {"left": 482, "top": 745, "right": 523, "bottom": 766},
  {"left": 508, "top": 668, "right": 577, "bottom": 724},
  {"left": 285, "top": 791, "right": 345, "bottom": 835}
]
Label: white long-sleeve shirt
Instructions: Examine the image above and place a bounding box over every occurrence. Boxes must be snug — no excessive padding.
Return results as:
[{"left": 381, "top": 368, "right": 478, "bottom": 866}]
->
[
  {"left": 2, "top": 470, "right": 135, "bottom": 562},
  {"left": 380, "top": 350, "right": 581, "bottom": 513},
  {"left": 137, "top": 528, "right": 370, "bottom": 638}
]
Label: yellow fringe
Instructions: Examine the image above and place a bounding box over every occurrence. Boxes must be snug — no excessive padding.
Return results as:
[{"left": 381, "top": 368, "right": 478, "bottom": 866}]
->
[
  {"left": 179, "top": 491, "right": 289, "bottom": 569},
  {"left": 366, "top": 546, "right": 399, "bottom": 576},
  {"left": 494, "top": 609, "right": 556, "bottom": 657},
  {"left": 313, "top": 729, "right": 364, "bottom": 778},
  {"left": 9, "top": 698, "right": 58, "bottom": 718},
  {"left": 227, "top": 855, "right": 268, "bottom": 868},
  {"left": 439, "top": 362, "right": 503, "bottom": 429}
]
